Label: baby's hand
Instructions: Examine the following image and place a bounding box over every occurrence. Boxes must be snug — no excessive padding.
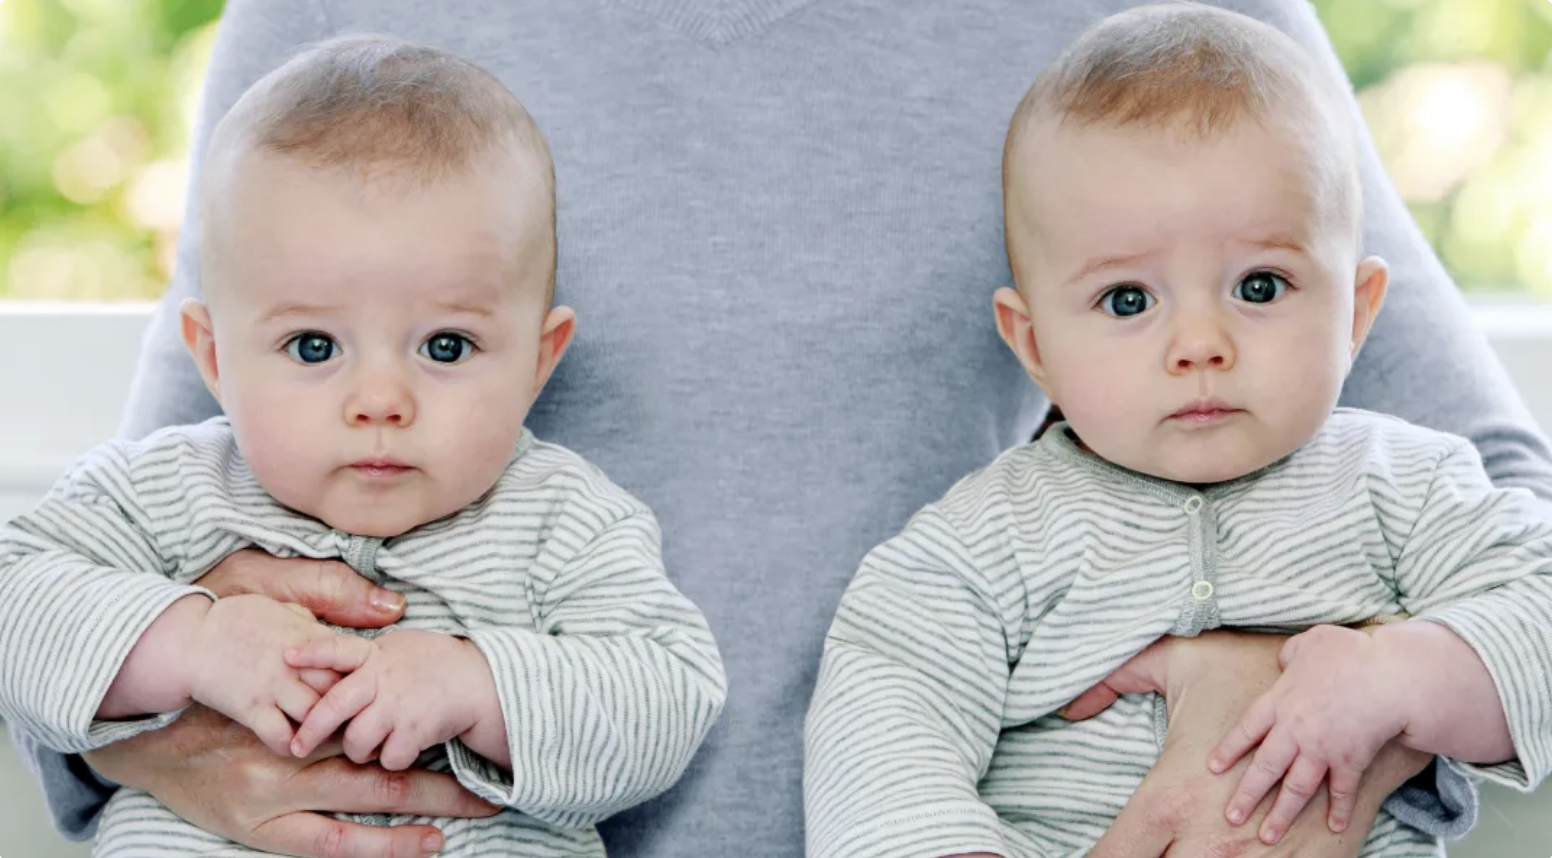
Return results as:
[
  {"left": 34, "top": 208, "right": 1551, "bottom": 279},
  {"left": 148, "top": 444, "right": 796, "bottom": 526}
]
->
[
  {"left": 186, "top": 594, "right": 339, "bottom": 756},
  {"left": 285, "top": 629, "right": 490, "bottom": 770},
  {"left": 1207, "top": 625, "right": 1406, "bottom": 845}
]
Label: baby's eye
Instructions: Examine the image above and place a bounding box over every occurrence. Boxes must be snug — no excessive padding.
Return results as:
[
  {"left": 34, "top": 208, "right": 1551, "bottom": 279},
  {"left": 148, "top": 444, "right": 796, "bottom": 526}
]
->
[
  {"left": 1233, "top": 272, "right": 1289, "bottom": 304},
  {"left": 420, "top": 333, "right": 475, "bottom": 364},
  {"left": 286, "top": 332, "right": 339, "bottom": 364},
  {"left": 1098, "top": 284, "right": 1154, "bottom": 318}
]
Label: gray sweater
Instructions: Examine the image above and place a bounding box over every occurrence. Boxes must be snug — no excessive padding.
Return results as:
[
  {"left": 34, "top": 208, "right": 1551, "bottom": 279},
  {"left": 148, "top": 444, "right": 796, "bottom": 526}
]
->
[{"left": 23, "top": 1, "right": 1552, "bottom": 855}]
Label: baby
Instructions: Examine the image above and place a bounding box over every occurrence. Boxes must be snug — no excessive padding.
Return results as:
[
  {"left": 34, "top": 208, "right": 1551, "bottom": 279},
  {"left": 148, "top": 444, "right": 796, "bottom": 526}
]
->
[
  {"left": 0, "top": 36, "right": 725, "bottom": 857},
  {"left": 804, "top": 6, "right": 1552, "bottom": 858}
]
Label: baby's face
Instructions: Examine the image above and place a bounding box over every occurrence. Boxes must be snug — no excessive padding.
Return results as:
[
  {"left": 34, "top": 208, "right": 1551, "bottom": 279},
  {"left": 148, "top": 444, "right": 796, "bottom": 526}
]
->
[
  {"left": 1004, "top": 117, "right": 1384, "bottom": 483},
  {"left": 192, "top": 151, "right": 564, "bottom": 537}
]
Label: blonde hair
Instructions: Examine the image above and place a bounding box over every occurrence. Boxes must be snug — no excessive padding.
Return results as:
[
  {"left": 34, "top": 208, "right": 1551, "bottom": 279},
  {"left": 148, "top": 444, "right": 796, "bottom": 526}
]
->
[
  {"left": 201, "top": 34, "right": 556, "bottom": 298},
  {"left": 1003, "top": 3, "right": 1360, "bottom": 270}
]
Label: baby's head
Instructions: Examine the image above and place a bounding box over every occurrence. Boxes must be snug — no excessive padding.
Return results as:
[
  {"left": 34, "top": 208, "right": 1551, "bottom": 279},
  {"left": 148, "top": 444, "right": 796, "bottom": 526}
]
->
[
  {"left": 995, "top": 3, "right": 1389, "bottom": 484},
  {"left": 182, "top": 35, "right": 570, "bottom": 537}
]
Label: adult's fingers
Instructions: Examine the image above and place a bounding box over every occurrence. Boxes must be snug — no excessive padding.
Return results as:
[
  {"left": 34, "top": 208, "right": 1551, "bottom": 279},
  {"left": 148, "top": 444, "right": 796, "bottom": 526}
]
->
[
  {"left": 286, "top": 561, "right": 405, "bottom": 629},
  {"left": 1059, "top": 682, "right": 1120, "bottom": 721},
  {"left": 294, "top": 758, "right": 500, "bottom": 817},
  {"left": 250, "top": 811, "right": 447, "bottom": 858},
  {"left": 197, "top": 549, "right": 404, "bottom": 629},
  {"left": 1096, "top": 640, "right": 1175, "bottom": 697}
]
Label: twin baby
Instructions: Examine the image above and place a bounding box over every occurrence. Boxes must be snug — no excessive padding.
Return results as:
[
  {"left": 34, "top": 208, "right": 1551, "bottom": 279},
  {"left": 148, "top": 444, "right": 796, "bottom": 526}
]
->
[{"left": 2, "top": 5, "right": 1548, "bottom": 857}]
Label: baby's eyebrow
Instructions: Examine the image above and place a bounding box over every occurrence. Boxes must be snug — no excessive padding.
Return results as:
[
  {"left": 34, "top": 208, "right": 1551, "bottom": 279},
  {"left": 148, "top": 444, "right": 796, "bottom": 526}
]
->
[
  {"left": 256, "top": 301, "right": 341, "bottom": 324},
  {"left": 1245, "top": 235, "right": 1309, "bottom": 255},
  {"left": 1068, "top": 250, "right": 1150, "bottom": 286},
  {"left": 433, "top": 300, "right": 496, "bottom": 318}
]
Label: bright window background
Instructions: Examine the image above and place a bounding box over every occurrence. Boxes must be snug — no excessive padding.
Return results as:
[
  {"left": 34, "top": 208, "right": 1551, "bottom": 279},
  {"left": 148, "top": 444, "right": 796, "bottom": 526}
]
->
[{"left": 0, "top": 0, "right": 1550, "bottom": 301}]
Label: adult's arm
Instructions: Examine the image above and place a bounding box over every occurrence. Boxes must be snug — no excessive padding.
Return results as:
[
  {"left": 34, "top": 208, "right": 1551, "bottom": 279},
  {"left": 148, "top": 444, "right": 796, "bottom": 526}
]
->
[{"left": 19, "top": 1, "right": 338, "bottom": 837}]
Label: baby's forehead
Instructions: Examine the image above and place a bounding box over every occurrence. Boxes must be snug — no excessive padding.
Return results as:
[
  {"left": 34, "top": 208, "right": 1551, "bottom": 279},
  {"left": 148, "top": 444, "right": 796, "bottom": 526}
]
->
[{"left": 1010, "top": 113, "right": 1357, "bottom": 236}]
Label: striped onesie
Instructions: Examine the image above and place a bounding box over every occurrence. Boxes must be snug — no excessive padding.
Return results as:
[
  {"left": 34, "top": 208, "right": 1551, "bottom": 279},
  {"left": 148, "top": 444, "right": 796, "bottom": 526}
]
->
[
  {"left": 805, "top": 409, "right": 1552, "bottom": 858},
  {"left": 0, "top": 418, "right": 726, "bottom": 857}
]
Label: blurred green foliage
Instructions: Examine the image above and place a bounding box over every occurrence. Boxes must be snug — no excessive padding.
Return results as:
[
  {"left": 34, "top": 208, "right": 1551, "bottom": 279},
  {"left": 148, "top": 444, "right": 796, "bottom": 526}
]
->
[
  {"left": 1314, "top": 0, "right": 1552, "bottom": 296},
  {"left": 0, "top": 0, "right": 223, "bottom": 301},
  {"left": 0, "top": 0, "right": 1549, "bottom": 300}
]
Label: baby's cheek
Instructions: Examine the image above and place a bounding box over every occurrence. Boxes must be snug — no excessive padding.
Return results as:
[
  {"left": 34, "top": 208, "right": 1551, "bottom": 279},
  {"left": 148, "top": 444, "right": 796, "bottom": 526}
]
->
[{"left": 228, "top": 402, "right": 330, "bottom": 509}]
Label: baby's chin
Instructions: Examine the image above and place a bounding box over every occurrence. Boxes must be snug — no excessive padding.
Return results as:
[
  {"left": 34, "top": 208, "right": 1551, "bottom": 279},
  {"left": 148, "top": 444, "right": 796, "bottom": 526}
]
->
[
  {"left": 1140, "top": 448, "right": 1291, "bottom": 486},
  {"left": 283, "top": 491, "right": 471, "bottom": 539}
]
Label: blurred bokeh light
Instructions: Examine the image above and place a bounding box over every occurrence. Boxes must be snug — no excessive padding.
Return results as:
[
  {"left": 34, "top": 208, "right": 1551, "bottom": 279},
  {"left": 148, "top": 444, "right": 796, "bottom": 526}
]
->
[{"left": 0, "top": 0, "right": 1548, "bottom": 300}]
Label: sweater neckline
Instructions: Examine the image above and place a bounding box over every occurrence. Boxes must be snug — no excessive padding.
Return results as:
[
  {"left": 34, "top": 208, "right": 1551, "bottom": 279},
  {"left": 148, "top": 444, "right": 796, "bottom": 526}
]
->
[{"left": 606, "top": 0, "right": 821, "bottom": 43}]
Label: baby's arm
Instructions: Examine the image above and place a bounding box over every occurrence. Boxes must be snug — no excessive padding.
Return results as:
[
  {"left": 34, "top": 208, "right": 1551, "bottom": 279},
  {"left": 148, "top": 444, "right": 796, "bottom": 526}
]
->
[
  {"left": 1382, "top": 440, "right": 1552, "bottom": 781},
  {"left": 0, "top": 444, "right": 211, "bottom": 753},
  {"left": 298, "top": 504, "right": 727, "bottom": 830},
  {"left": 804, "top": 504, "right": 1019, "bottom": 858},
  {"left": 1211, "top": 439, "right": 1552, "bottom": 840},
  {"left": 100, "top": 591, "right": 339, "bottom": 755}
]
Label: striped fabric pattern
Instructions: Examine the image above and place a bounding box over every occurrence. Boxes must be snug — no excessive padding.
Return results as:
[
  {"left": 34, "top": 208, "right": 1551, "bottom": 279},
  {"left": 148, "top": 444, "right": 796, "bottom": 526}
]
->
[
  {"left": 805, "top": 408, "right": 1552, "bottom": 858},
  {"left": 0, "top": 418, "right": 726, "bottom": 857}
]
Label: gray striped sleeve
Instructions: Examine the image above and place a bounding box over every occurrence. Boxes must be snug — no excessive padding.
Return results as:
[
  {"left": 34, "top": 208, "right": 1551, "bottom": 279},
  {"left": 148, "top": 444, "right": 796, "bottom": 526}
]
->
[
  {"left": 1391, "top": 440, "right": 1552, "bottom": 790},
  {"left": 0, "top": 442, "right": 209, "bottom": 753},
  {"left": 804, "top": 504, "right": 1019, "bottom": 858},
  {"left": 449, "top": 506, "right": 727, "bottom": 828}
]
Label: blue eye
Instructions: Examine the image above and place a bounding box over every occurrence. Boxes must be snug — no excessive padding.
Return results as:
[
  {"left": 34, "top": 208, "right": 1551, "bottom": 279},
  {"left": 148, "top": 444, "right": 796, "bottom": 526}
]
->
[
  {"left": 1234, "top": 272, "right": 1289, "bottom": 304},
  {"left": 420, "top": 333, "right": 474, "bottom": 364},
  {"left": 286, "top": 333, "right": 338, "bottom": 364},
  {"left": 1099, "top": 285, "right": 1154, "bottom": 318}
]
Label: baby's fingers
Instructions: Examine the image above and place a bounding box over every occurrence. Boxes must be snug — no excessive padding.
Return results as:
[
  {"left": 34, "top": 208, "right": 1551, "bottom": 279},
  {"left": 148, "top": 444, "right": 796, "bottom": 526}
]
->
[
  {"left": 1326, "top": 764, "right": 1364, "bottom": 833},
  {"left": 379, "top": 727, "right": 429, "bottom": 772},
  {"left": 1259, "top": 754, "right": 1328, "bottom": 845},
  {"left": 1223, "top": 725, "right": 1297, "bottom": 826},
  {"left": 286, "top": 634, "right": 375, "bottom": 672},
  {"left": 291, "top": 672, "right": 376, "bottom": 758},
  {"left": 298, "top": 667, "right": 342, "bottom": 695},
  {"left": 275, "top": 678, "right": 321, "bottom": 724},
  {"left": 245, "top": 706, "right": 298, "bottom": 757},
  {"left": 1209, "top": 693, "right": 1276, "bottom": 775}
]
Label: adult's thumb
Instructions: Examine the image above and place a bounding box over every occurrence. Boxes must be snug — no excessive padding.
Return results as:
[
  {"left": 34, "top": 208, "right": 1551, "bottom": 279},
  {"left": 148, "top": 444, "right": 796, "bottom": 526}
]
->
[{"left": 289, "top": 560, "right": 404, "bottom": 629}]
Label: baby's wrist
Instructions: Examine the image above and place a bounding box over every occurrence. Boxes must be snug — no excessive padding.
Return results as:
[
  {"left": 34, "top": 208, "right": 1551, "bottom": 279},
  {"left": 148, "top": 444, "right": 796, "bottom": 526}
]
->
[
  {"left": 169, "top": 595, "right": 219, "bottom": 705},
  {"left": 455, "top": 638, "right": 510, "bottom": 765},
  {"left": 100, "top": 593, "right": 213, "bottom": 718},
  {"left": 1367, "top": 621, "right": 1433, "bottom": 731}
]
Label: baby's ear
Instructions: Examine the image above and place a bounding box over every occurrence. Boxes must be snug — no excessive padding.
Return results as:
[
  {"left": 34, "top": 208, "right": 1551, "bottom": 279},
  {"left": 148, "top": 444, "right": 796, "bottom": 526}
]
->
[
  {"left": 531, "top": 305, "right": 576, "bottom": 397},
  {"left": 993, "top": 286, "right": 1050, "bottom": 389},
  {"left": 1349, "top": 257, "right": 1390, "bottom": 360},
  {"left": 179, "top": 298, "right": 223, "bottom": 403}
]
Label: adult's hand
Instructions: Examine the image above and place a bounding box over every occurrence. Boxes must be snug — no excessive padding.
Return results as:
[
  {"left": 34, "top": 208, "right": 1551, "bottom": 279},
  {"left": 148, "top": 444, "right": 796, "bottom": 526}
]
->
[
  {"left": 83, "top": 705, "right": 499, "bottom": 858},
  {"left": 197, "top": 548, "right": 407, "bottom": 626},
  {"left": 1078, "top": 633, "right": 1431, "bottom": 858},
  {"left": 81, "top": 550, "right": 500, "bottom": 858}
]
